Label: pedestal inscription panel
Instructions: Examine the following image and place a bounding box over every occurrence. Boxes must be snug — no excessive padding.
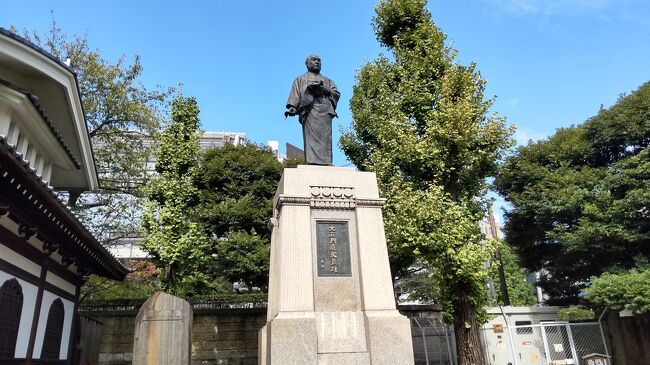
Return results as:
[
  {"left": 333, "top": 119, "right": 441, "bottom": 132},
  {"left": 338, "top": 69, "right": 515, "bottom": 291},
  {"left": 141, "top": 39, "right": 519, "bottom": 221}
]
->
[{"left": 316, "top": 221, "right": 351, "bottom": 277}]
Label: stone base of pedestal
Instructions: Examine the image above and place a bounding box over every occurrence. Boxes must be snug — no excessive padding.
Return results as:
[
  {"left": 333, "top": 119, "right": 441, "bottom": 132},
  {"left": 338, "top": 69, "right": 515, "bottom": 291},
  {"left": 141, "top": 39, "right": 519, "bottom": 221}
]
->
[
  {"left": 365, "top": 310, "right": 414, "bottom": 365},
  {"left": 258, "top": 166, "right": 414, "bottom": 365}
]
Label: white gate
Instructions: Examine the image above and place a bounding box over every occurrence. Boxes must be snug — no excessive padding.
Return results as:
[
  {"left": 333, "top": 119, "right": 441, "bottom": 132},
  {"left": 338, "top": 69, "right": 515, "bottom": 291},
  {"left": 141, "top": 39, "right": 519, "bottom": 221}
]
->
[
  {"left": 540, "top": 322, "right": 579, "bottom": 363},
  {"left": 481, "top": 321, "right": 609, "bottom": 365}
]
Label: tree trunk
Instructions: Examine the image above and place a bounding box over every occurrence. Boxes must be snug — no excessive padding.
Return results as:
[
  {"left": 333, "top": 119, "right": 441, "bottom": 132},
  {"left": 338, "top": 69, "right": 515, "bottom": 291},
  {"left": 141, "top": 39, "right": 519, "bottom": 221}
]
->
[
  {"left": 67, "top": 189, "right": 82, "bottom": 208},
  {"left": 165, "top": 264, "right": 177, "bottom": 294},
  {"left": 453, "top": 287, "right": 485, "bottom": 365}
]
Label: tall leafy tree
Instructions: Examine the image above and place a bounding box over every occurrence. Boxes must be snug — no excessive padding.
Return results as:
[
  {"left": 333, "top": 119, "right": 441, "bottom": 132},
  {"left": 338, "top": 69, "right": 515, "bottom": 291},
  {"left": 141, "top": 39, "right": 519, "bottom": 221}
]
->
[
  {"left": 13, "top": 21, "right": 174, "bottom": 299},
  {"left": 491, "top": 242, "right": 537, "bottom": 306},
  {"left": 494, "top": 82, "right": 650, "bottom": 304},
  {"left": 194, "top": 143, "right": 284, "bottom": 290},
  {"left": 13, "top": 21, "right": 173, "bottom": 244},
  {"left": 141, "top": 96, "right": 216, "bottom": 295},
  {"left": 340, "top": 0, "right": 513, "bottom": 362}
]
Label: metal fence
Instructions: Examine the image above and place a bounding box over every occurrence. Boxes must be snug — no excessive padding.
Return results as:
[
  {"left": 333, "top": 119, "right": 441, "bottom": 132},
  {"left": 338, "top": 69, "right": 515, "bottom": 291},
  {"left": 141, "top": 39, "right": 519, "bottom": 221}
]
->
[
  {"left": 481, "top": 321, "right": 609, "bottom": 365},
  {"left": 409, "top": 315, "right": 457, "bottom": 365}
]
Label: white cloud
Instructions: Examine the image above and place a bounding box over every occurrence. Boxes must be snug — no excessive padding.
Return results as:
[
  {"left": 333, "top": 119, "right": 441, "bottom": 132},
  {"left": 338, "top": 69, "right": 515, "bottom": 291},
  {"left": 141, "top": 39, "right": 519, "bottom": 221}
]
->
[
  {"left": 505, "top": 98, "right": 520, "bottom": 109},
  {"left": 513, "top": 128, "right": 549, "bottom": 146},
  {"left": 485, "top": 0, "right": 629, "bottom": 17},
  {"left": 480, "top": 0, "right": 648, "bottom": 29}
]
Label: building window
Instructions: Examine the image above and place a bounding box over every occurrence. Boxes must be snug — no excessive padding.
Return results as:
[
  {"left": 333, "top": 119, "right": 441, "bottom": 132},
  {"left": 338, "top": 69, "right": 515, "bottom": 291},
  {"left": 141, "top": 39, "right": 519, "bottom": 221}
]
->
[
  {"left": 515, "top": 320, "right": 533, "bottom": 334},
  {"left": 41, "top": 298, "right": 65, "bottom": 360},
  {"left": 0, "top": 278, "right": 23, "bottom": 359}
]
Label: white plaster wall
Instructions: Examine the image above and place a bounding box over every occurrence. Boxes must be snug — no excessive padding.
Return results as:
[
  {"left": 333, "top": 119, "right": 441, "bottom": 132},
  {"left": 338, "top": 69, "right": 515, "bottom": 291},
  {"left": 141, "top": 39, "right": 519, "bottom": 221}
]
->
[
  {"left": 0, "top": 270, "right": 38, "bottom": 358},
  {"left": 45, "top": 270, "right": 76, "bottom": 295},
  {"left": 58, "top": 297, "right": 74, "bottom": 360},
  {"left": 0, "top": 242, "right": 41, "bottom": 276},
  {"left": 32, "top": 291, "right": 74, "bottom": 360}
]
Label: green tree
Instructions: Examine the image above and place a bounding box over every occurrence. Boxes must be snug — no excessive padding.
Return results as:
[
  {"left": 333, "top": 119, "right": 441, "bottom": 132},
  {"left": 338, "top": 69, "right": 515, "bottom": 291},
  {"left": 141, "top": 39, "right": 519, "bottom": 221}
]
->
[
  {"left": 13, "top": 21, "right": 173, "bottom": 243},
  {"left": 494, "top": 82, "right": 650, "bottom": 304},
  {"left": 194, "top": 143, "right": 284, "bottom": 290},
  {"left": 491, "top": 242, "right": 537, "bottom": 306},
  {"left": 340, "top": 0, "right": 513, "bottom": 362},
  {"left": 395, "top": 265, "right": 443, "bottom": 305},
  {"left": 13, "top": 21, "right": 174, "bottom": 298},
  {"left": 141, "top": 96, "right": 217, "bottom": 296},
  {"left": 557, "top": 306, "right": 595, "bottom": 321},
  {"left": 585, "top": 266, "right": 650, "bottom": 314},
  {"left": 80, "top": 260, "right": 159, "bottom": 301}
]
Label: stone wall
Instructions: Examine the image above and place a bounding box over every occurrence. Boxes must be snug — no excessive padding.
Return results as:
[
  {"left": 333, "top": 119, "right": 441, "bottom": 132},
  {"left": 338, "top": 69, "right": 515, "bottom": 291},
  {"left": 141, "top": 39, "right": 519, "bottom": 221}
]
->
[
  {"left": 82, "top": 308, "right": 266, "bottom": 365},
  {"left": 81, "top": 305, "right": 650, "bottom": 365},
  {"left": 192, "top": 309, "right": 265, "bottom": 365},
  {"left": 94, "top": 313, "right": 135, "bottom": 365}
]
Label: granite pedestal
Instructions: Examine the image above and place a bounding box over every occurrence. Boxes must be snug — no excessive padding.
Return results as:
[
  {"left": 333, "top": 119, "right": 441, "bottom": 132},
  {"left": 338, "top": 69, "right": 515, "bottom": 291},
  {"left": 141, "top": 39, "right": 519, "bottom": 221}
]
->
[{"left": 259, "top": 165, "right": 414, "bottom": 365}]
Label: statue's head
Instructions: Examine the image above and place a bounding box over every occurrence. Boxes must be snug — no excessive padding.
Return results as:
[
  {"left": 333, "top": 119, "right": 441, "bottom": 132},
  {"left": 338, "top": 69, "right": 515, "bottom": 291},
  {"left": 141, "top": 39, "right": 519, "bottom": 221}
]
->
[{"left": 305, "top": 54, "right": 321, "bottom": 73}]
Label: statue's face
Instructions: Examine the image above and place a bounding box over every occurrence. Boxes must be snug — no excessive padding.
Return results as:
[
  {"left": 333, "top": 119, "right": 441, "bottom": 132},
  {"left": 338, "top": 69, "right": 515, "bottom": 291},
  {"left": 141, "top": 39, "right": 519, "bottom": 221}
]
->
[{"left": 306, "top": 55, "right": 321, "bottom": 73}]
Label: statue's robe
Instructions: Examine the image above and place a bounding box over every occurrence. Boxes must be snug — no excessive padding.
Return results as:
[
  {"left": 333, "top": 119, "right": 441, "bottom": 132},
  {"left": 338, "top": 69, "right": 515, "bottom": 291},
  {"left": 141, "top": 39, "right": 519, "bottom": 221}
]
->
[{"left": 286, "top": 72, "right": 340, "bottom": 165}]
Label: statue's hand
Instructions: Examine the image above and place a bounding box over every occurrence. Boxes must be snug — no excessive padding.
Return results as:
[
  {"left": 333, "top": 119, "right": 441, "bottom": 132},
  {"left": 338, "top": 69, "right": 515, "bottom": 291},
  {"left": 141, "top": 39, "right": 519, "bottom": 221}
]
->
[
  {"left": 321, "top": 86, "right": 331, "bottom": 96},
  {"left": 284, "top": 106, "right": 297, "bottom": 118}
]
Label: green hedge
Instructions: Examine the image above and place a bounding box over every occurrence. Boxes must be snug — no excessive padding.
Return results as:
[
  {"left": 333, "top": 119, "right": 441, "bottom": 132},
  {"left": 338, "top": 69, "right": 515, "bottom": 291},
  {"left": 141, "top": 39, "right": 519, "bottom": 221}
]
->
[{"left": 80, "top": 293, "right": 268, "bottom": 312}]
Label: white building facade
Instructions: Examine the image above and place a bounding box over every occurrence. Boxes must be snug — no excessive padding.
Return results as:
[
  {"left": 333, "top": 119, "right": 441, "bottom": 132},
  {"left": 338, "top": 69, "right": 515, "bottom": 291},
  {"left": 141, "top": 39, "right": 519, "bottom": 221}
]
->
[{"left": 0, "top": 28, "right": 127, "bottom": 364}]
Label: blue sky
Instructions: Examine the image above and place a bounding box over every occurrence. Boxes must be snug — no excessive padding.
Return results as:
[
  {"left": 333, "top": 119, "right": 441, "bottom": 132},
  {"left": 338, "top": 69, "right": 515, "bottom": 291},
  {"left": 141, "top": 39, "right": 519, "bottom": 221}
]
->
[{"left": 3, "top": 0, "right": 650, "bottom": 219}]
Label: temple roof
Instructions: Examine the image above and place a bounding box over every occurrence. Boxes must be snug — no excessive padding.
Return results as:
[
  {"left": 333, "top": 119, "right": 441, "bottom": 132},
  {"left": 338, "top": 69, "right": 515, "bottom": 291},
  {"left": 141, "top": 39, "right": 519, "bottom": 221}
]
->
[
  {"left": 0, "top": 27, "right": 98, "bottom": 190},
  {"left": 0, "top": 134, "right": 128, "bottom": 280}
]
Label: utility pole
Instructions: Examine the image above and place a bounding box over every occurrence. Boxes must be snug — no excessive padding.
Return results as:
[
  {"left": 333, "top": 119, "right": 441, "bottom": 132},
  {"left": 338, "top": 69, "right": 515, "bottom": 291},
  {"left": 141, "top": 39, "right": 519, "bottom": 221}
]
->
[{"left": 487, "top": 202, "right": 510, "bottom": 306}]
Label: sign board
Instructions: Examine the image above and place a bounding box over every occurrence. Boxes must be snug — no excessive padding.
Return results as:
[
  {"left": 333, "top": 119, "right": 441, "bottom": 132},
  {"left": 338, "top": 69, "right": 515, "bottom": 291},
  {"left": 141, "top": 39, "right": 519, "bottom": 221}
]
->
[
  {"left": 317, "top": 221, "right": 352, "bottom": 277},
  {"left": 582, "top": 353, "right": 610, "bottom": 365}
]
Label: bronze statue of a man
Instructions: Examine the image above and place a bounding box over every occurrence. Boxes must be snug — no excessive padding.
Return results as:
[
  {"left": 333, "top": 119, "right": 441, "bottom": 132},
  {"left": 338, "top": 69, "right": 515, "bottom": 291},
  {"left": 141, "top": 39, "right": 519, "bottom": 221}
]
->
[{"left": 285, "top": 55, "right": 340, "bottom": 165}]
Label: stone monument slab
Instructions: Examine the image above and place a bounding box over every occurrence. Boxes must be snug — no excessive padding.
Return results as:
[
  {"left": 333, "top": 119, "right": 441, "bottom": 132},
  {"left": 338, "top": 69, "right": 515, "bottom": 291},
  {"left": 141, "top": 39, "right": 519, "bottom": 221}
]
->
[{"left": 132, "top": 292, "right": 192, "bottom": 365}]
